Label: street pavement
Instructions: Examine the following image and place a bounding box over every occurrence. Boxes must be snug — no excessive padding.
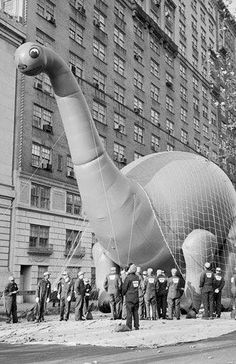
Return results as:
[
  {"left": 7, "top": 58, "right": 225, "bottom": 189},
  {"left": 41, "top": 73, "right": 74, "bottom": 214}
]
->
[{"left": 0, "top": 330, "right": 236, "bottom": 364}]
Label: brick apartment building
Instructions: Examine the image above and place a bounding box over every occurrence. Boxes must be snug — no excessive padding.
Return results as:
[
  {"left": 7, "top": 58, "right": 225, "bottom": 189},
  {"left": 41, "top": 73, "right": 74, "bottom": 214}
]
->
[{"left": 0, "top": 0, "right": 236, "bottom": 298}]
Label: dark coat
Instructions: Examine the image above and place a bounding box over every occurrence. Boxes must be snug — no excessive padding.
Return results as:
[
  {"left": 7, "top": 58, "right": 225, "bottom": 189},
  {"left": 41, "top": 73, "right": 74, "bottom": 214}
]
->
[
  {"left": 167, "top": 276, "right": 183, "bottom": 299},
  {"left": 213, "top": 274, "right": 225, "bottom": 291},
  {"left": 36, "top": 279, "right": 51, "bottom": 301},
  {"left": 74, "top": 278, "right": 85, "bottom": 298},
  {"left": 104, "top": 273, "right": 122, "bottom": 296},
  {"left": 144, "top": 275, "right": 158, "bottom": 299},
  {"left": 122, "top": 273, "right": 139, "bottom": 304},
  {"left": 58, "top": 279, "right": 74, "bottom": 299},
  {"left": 199, "top": 270, "right": 215, "bottom": 293},
  {"left": 156, "top": 274, "right": 168, "bottom": 295}
]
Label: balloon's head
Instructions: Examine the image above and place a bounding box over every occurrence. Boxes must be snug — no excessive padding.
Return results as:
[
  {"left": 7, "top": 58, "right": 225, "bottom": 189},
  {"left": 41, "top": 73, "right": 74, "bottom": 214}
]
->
[{"left": 15, "top": 42, "right": 46, "bottom": 76}]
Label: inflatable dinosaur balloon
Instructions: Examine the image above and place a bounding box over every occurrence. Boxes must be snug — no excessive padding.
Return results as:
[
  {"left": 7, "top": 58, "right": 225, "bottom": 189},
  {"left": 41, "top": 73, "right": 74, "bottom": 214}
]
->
[{"left": 15, "top": 43, "right": 236, "bottom": 312}]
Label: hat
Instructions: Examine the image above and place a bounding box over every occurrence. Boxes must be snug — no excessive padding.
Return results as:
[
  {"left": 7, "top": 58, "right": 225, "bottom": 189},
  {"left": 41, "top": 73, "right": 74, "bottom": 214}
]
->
[
  {"left": 147, "top": 268, "right": 153, "bottom": 275},
  {"left": 204, "top": 262, "right": 210, "bottom": 269},
  {"left": 143, "top": 271, "right": 147, "bottom": 275},
  {"left": 78, "top": 271, "right": 84, "bottom": 277},
  {"left": 9, "top": 276, "right": 14, "bottom": 281},
  {"left": 156, "top": 269, "right": 162, "bottom": 276},
  {"left": 62, "top": 271, "right": 68, "bottom": 276},
  {"left": 171, "top": 268, "right": 177, "bottom": 275},
  {"left": 129, "top": 264, "right": 137, "bottom": 273},
  {"left": 216, "top": 267, "right": 221, "bottom": 272},
  {"left": 84, "top": 278, "right": 89, "bottom": 283},
  {"left": 43, "top": 271, "right": 50, "bottom": 276},
  {"left": 110, "top": 267, "right": 116, "bottom": 273}
]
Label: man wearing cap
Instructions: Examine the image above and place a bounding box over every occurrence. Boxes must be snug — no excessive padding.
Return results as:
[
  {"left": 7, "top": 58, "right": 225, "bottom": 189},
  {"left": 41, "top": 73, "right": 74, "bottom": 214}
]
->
[
  {"left": 213, "top": 267, "right": 225, "bottom": 318},
  {"left": 199, "top": 262, "right": 215, "bottom": 319},
  {"left": 104, "top": 266, "right": 122, "bottom": 320},
  {"left": 156, "top": 270, "right": 168, "bottom": 319},
  {"left": 57, "top": 272, "right": 74, "bottom": 321},
  {"left": 74, "top": 271, "right": 86, "bottom": 320},
  {"left": 167, "top": 268, "right": 184, "bottom": 320},
  {"left": 137, "top": 267, "right": 145, "bottom": 320},
  {"left": 35, "top": 271, "right": 51, "bottom": 323},
  {"left": 4, "top": 276, "right": 19, "bottom": 324},
  {"left": 122, "top": 264, "right": 140, "bottom": 330},
  {"left": 144, "top": 268, "right": 158, "bottom": 320},
  {"left": 84, "top": 278, "right": 92, "bottom": 314}
]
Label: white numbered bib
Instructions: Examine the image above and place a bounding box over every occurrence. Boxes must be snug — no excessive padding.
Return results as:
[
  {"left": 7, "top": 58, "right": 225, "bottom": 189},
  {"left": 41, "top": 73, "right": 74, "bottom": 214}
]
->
[
  {"left": 173, "top": 278, "right": 179, "bottom": 284},
  {"left": 215, "top": 276, "right": 222, "bottom": 281},
  {"left": 133, "top": 281, "right": 139, "bottom": 288},
  {"left": 148, "top": 278, "right": 154, "bottom": 283},
  {"left": 109, "top": 275, "right": 115, "bottom": 280},
  {"left": 206, "top": 273, "right": 212, "bottom": 278},
  {"left": 158, "top": 278, "right": 165, "bottom": 283}
]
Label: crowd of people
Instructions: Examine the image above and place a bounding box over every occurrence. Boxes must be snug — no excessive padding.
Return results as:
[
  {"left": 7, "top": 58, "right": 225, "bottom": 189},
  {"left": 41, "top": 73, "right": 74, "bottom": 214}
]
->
[{"left": 3, "top": 262, "right": 236, "bottom": 330}]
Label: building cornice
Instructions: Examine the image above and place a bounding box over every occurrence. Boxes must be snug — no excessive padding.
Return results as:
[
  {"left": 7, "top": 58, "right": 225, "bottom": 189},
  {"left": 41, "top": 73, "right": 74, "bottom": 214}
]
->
[{"left": 0, "top": 11, "right": 26, "bottom": 47}]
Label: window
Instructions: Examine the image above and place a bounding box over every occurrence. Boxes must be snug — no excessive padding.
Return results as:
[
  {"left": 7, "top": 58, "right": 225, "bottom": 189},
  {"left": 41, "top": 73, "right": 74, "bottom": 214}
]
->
[
  {"left": 134, "top": 22, "right": 143, "bottom": 39},
  {"left": 134, "top": 70, "right": 143, "bottom": 90},
  {"left": 180, "top": 107, "right": 187, "bottom": 123},
  {"left": 191, "top": 16, "right": 198, "bottom": 35},
  {"left": 114, "top": 27, "right": 125, "bottom": 48},
  {"left": 114, "top": 113, "right": 125, "bottom": 134},
  {"left": 165, "top": 51, "right": 174, "bottom": 67},
  {"left": 32, "top": 143, "right": 51, "bottom": 168},
  {"left": 151, "top": 109, "right": 160, "bottom": 126},
  {"left": 202, "top": 85, "right": 208, "bottom": 100},
  {"left": 134, "top": 125, "right": 144, "bottom": 144},
  {"left": 193, "top": 96, "right": 199, "bottom": 111},
  {"left": 180, "top": 64, "right": 187, "bottom": 79},
  {"left": 94, "top": 9, "right": 105, "bottom": 32},
  {"left": 65, "top": 229, "right": 82, "bottom": 255},
  {"left": 166, "top": 95, "right": 174, "bottom": 112},
  {"left": 30, "top": 224, "right": 49, "bottom": 248},
  {"left": 151, "top": 84, "right": 159, "bottom": 102},
  {"left": 114, "top": 83, "right": 125, "bottom": 104},
  {"left": 34, "top": 73, "right": 53, "bottom": 96},
  {"left": 36, "top": 28, "right": 54, "bottom": 47},
  {"left": 99, "top": 135, "right": 106, "bottom": 149},
  {"left": 200, "top": 8, "right": 205, "bottom": 24},
  {"left": 180, "top": 85, "right": 187, "bottom": 101},
  {"left": 134, "top": 97, "right": 143, "bottom": 115},
  {"left": 150, "top": 36, "right": 159, "bottom": 55},
  {"left": 134, "top": 43, "right": 143, "bottom": 64},
  {"left": 165, "top": 26, "right": 173, "bottom": 39},
  {"left": 193, "top": 117, "right": 200, "bottom": 131},
  {"left": 66, "top": 192, "right": 81, "bottom": 215},
  {"left": 69, "top": 19, "right": 83, "bottom": 45},
  {"left": 151, "top": 134, "right": 159, "bottom": 152},
  {"left": 69, "top": 52, "right": 83, "bottom": 78},
  {"left": 33, "top": 104, "right": 52, "bottom": 130},
  {"left": 166, "top": 72, "right": 173, "bottom": 87},
  {"left": 66, "top": 155, "right": 75, "bottom": 177},
  {"left": 114, "top": 54, "right": 125, "bottom": 76},
  {"left": 179, "top": 42, "right": 186, "bottom": 56},
  {"left": 203, "top": 124, "right": 209, "bottom": 137},
  {"left": 113, "top": 142, "right": 125, "bottom": 161},
  {"left": 203, "top": 105, "right": 208, "bottom": 119},
  {"left": 37, "top": 0, "right": 55, "bottom": 20},
  {"left": 212, "top": 131, "right": 217, "bottom": 143},
  {"left": 192, "top": 75, "right": 199, "bottom": 90},
  {"left": 151, "top": 59, "right": 159, "bottom": 78},
  {"left": 38, "top": 266, "right": 49, "bottom": 284},
  {"left": 181, "top": 129, "right": 188, "bottom": 144},
  {"left": 93, "top": 69, "right": 106, "bottom": 92},
  {"left": 194, "top": 138, "right": 200, "bottom": 152},
  {"left": 57, "top": 155, "right": 63, "bottom": 171},
  {"left": 191, "top": 0, "right": 197, "bottom": 12},
  {"left": 31, "top": 183, "right": 50, "bottom": 209},
  {"left": 179, "top": 20, "right": 186, "bottom": 36},
  {"left": 167, "top": 143, "right": 174, "bottom": 151},
  {"left": 166, "top": 119, "right": 174, "bottom": 135},
  {"left": 92, "top": 101, "right": 106, "bottom": 124},
  {"left": 114, "top": 1, "right": 125, "bottom": 21},
  {"left": 93, "top": 38, "right": 106, "bottom": 62},
  {"left": 134, "top": 152, "right": 143, "bottom": 160}
]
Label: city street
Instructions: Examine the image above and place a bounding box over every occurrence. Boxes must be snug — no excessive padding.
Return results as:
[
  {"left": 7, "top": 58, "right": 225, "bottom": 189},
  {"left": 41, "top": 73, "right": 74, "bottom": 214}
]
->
[{"left": 0, "top": 330, "right": 236, "bottom": 364}]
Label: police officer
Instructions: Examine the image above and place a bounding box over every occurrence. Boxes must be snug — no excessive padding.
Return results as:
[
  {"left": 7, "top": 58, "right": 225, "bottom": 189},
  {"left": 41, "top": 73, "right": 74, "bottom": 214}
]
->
[
  {"left": 84, "top": 278, "right": 92, "bottom": 314},
  {"left": 4, "top": 276, "right": 19, "bottom": 324},
  {"left": 156, "top": 270, "right": 168, "bottom": 319},
  {"left": 74, "top": 271, "right": 86, "bottom": 321},
  {"left": 57, "top": 272, "right": 74, "bottom": 321},
  {"left": 120, "top": 266, "right": 129, "bottom": 320},
  {"left": 35, "top": 271, "right": 51, "bottom": 323},
  {"left": 144, "top": 268, "right": 158, "bottom": 320},
  {"left": 213, "top": 267, "right": 225, "bottom": 318},
  {"left": 104, "top": 266, "right": 122, "bottom": 320},
  {"left": 137, "top": 267, "right": 145, "bottom": 320},
  {"left": 122, "top": 264, "right": 140, "bottom": 330},
  {"left": 167, "top": 268, "right": 184, "bottom": 320},
  {"left": 199, "top": 262, "right": 215, "bottom": 320}
]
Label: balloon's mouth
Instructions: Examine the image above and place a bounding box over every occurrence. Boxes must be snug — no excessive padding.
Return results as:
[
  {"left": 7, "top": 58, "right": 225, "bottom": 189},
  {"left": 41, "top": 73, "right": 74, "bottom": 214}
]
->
[
  {"left": 18, "top": 64, "right": 44, "bottom": 76},
  {"left": 18, "top": 64, "right": 27, "bottom": 71}
]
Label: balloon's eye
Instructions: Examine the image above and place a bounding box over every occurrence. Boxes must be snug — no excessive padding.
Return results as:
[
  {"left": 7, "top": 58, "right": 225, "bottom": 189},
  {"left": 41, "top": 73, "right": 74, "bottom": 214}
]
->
[{"left": 29, "top": 48, "right": 40, "bottom": 58}]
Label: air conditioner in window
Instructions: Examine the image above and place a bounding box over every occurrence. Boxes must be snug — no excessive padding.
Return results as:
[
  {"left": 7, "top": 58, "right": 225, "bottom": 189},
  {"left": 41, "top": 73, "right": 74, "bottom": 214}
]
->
[
  {"left": 153, "top": 0, "right": 161, "bottom": 6},
  {"left": 77, "top": 4, "right": 85, "bottom": 14},
  {"left": 46, "top": 14, "right": 56, "bottom": 25},
  {"left": 165, "top": 11, "right": 171, "bottom": 19},
  {"left": 113, "top": 153, "right": 118, "bottom": 161},
  {"left": 134, "top": 53, "right": 140, "bottom": 61},
  {"left": 118, "top": 156, "right": 127, "bottom": 164},
  {"left": 70, "top": 64, "right": 76, "bottom": 75},
  {"left": 134, "top": 107, "right": 141, "bottom": 114},
  {"left": 93, "top": 82, "right": 100, "bottom": 89},
  {"left": 151, "top": 144, "right": 159, "bottom": 152},
  {"left": 42, "top": 162, "right": 52, "bottom": 171},
  {"left": 43, "top": 124, "right": 53, "bottom": 133},
  {"left": 93, "top": 19, "right": 101, "bottom": 28},
  {"left": 35, "top": 81, "right": 43, "bottom": 90},
  {"left": 67, "top": 170, "right": 75, "bottom": 178},
  {"left": 166, "top": 80, "right": 173, "bottom": 88},
  {"left": 114, "top": 124, "right": 121, "bottom": 131}
]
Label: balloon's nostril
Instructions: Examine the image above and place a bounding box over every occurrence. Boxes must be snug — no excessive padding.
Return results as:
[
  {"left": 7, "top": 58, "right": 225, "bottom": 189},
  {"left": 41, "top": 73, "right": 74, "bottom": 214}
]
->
[{"left": 18, "top": 64, "right": 27, "bottom": 70}]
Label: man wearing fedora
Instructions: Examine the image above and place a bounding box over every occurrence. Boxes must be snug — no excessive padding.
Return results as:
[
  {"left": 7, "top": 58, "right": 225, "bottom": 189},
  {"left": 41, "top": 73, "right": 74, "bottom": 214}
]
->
[
  {"left": 35, "top": 271, "right": 51, "bottom": 323},
  {"left": 74, "top": 271, "right": 86, "bottom": 320}
]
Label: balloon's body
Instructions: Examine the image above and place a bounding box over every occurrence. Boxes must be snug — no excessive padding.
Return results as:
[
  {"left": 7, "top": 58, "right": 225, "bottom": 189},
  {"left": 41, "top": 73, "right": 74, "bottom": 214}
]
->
[{"left": 15, "top": 43, "right": 236, "bottom": 312}]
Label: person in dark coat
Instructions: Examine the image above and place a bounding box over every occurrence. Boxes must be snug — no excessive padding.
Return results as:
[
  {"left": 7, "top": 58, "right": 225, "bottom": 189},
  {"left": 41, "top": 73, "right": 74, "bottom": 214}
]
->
[
  {"left": 137, "top": 267, "right": 145, "bottom": 320},
  {"left": 213, "top": 267, "right": 225, "bottom": 318},
  {"left": 156, "top": 270, "right": 168, "bottom": 319},
  {"left": 4, "top": 276, "right": 19, "bottom": 324},
  {"left": 84, "top": 278, "right": 92, "bottom": 314},
  {"left": 35, "top": 271, "right": 51, "bottom": 323},
  {"left": 57, "top": 272, "right": 74, "bottom": 321},
  {"left": 104, "top": 266, "right": 122, "bottom": 320},
  {"left": 74, "top": 271, "right": 86, "bottom": 320},
  {"left": 199, "top": 262, "right": 215, "bottom": 319},
  {"left": 230, "top": 267, "right": 236, "bottom": 316},
  {"left": 144, "top": 268, "right": 158, "bottom": 320},
  {"left": 122, "top": 264, "right": 140, "bottom": 330},
  {"left": 167, "top": 268, "right": 184, "bottom": 320},
  {"left": 120, "top": 266, "right": 128, "bottom": 320}
]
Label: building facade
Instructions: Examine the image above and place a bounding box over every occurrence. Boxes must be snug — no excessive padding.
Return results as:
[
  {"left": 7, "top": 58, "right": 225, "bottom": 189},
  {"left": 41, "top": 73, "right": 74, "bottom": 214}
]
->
[{"left": 1, "top": 0, "right": 236, "bottom": 297}]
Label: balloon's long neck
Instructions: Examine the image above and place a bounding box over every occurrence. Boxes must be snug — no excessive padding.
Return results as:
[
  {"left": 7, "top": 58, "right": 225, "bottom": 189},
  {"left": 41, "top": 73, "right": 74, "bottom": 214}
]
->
[{"left": 43, "top": 48, "right": 160, "bottom": 267}]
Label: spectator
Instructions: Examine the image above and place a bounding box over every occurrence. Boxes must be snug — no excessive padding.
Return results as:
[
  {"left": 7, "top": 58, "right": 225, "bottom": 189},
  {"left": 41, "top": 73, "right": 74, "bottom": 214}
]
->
[
  {"left": 4, "top": 276, "right": 19, "bottom": 324},
  {"left": 74, "top": 271, "right": 86, "bottom": 321},
  {"left": 35, "top": 271, "right": 51, "bottom": 323}
]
